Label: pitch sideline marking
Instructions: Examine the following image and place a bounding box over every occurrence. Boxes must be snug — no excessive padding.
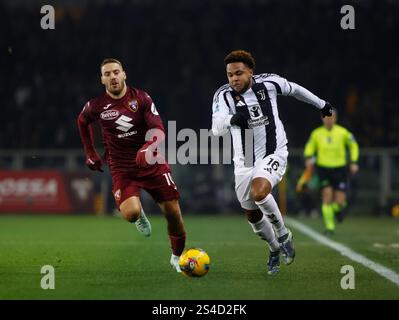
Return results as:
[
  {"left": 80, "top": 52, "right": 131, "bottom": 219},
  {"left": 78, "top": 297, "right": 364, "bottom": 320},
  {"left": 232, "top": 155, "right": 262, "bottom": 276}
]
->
[{"left": 287, "top": 218, "right": 399, "bottom": 287}]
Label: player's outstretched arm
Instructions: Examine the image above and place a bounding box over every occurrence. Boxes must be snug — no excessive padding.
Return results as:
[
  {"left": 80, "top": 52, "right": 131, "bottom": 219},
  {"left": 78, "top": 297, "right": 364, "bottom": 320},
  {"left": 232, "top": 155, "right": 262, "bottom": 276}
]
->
[
  {"left": 77, "top": 113, "right": 103, "bottom": 172},
  {"left": 296, "top": 160, "right": 314, "bottom": 193},
  {"left": 288, "top": 82, "right": 332, "bottom": 117},
  {"left": 297, "top": 133, "right": 316, "bottom": 192}
]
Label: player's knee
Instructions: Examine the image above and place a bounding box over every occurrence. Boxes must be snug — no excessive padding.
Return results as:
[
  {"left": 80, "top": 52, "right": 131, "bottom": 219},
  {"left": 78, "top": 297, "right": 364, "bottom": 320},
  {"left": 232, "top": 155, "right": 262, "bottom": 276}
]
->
[
  {"left": 251, "top": 178, "right": 272, "bottom": 202},
  {"left": 334, "top": 193, "right": 346, "bottom": 205},
  {"left": 251, "top": 188, "right": 270, "bottom": 202},
  {"left": 322, "top": 195, "right": 333, "bottom": 204},
  {"left": 120, "top": 207, "right": 141, "bottom": 222},
  {"left": 321, "top": 188, "right": 333, "bottom": 204}
]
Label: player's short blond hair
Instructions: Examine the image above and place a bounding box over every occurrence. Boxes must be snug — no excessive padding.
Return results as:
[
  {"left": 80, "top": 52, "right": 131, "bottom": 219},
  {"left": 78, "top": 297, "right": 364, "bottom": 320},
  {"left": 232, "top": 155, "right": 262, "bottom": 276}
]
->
[{"left": 100, "top": 58, "right": 123, "bottom": 71}]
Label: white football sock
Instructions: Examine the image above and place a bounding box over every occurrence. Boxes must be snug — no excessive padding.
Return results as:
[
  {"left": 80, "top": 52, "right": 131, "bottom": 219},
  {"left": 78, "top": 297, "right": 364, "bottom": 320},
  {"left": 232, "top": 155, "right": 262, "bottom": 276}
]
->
[
  {"left": 255, "top": 194, "right": 288, "bottom": 238},
  {"left": 248, "top": 215, "right": 280, "bottom": 252}
]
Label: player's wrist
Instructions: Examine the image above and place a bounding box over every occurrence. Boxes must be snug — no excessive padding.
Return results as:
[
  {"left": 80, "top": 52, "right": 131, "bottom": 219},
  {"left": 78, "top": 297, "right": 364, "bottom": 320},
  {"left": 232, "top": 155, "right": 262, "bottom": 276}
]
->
[
  {"left": 87, "top": 153, "right": 100, "bottom": 162},
  {"left": 226, "top": 115, "right": 233, "bottom": 127},
  {"left": 320, "top": 102, "right": 333, "bottom": 117}
]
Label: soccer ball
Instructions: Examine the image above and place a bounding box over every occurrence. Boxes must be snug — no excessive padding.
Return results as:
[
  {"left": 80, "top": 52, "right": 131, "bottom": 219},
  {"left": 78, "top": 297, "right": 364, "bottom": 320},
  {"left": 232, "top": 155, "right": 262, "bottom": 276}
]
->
[{"left": 178, "top": 248, "right": 210, "bottom": 277}]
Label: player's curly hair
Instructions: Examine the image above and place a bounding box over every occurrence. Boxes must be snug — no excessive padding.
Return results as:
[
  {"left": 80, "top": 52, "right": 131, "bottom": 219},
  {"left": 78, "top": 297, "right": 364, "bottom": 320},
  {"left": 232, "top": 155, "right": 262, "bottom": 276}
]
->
[
  {"left": 224, "top": 50, "right": 255, "bottom": 70},
  {"left": 100, "top": 58, "right": 123, "bottom": 70}
]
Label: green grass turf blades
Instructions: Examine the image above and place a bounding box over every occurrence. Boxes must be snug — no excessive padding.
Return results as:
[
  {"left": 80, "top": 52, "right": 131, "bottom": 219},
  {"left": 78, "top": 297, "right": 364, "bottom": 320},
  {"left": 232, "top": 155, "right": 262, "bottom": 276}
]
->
[{"left": 0, "top": 215, "right": 398, "bottom": 299}]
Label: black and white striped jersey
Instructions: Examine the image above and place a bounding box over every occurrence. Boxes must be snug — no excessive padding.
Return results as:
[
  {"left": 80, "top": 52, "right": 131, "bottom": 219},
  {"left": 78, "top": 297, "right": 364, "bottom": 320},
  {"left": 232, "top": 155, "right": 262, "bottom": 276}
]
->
[{"left": 211, "top": 73, "right": 326, "bottom": 174}]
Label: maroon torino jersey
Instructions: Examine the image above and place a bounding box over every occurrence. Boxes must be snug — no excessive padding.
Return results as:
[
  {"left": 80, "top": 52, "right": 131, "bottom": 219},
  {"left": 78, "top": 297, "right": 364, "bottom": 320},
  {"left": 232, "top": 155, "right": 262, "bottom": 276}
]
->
[{"left": 79, "top": 86, "right": 170, "bottom": 177}]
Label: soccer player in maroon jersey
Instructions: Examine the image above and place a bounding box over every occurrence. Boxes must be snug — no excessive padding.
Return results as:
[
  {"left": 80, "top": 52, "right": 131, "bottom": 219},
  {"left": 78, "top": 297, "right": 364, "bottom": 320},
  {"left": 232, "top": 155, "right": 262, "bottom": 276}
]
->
[{"left": 77, "top": 58, "right": 186, "bottom": 272}]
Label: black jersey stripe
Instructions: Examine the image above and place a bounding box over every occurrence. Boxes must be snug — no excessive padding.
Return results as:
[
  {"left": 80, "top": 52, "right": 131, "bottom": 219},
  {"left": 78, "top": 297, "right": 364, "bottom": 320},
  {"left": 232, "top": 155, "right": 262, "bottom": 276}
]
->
[
  {"left": 239, "top": 93, "right": 255, "bottom": 166},
  {"left": 230, "top": 90, "right": 247, "bottom": 161},
  {"left": 213, "top": 84, "right": 230, "bottom": 103},
  {"left": 251, "top": 82, "right": 277, "bottom": 157},
  {"left": 265, "top": 80, "right": 282, "bottom": 95},
  {"left": 223, "top": 91, "right": 232, "bottom": 111},
  {"left": 230, "top": 90, "right": 254, "bottom": 166}
]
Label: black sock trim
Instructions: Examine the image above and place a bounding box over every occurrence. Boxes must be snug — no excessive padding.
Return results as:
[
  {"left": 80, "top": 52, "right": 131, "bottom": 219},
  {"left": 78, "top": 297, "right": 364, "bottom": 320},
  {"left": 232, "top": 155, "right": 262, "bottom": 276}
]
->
[
  {"left": 278, "top": 233, "right": 288, "bottom": 243},
  {"left": 270, "top": 250, "right": 280, "bottom": 256}
]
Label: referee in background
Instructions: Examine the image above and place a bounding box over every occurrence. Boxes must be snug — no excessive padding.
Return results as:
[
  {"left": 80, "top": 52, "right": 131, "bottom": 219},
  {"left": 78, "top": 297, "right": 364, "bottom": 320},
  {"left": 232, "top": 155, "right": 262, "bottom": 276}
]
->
[{"left": 300, "top": 108, "right": 359, "bottom": 235}]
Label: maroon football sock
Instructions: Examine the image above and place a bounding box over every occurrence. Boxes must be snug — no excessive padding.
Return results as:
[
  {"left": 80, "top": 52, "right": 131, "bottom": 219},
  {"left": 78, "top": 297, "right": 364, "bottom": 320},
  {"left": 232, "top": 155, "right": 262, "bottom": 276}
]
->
[{"left": 169, "top": 233, "right": 186, "bottom": 256}]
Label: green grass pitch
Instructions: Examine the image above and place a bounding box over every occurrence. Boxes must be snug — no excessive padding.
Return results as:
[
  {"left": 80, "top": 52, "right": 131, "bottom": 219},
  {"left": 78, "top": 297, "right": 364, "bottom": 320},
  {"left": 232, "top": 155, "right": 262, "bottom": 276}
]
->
[{"left": 0, "top": 214, "right": 398, "bottom": 299}]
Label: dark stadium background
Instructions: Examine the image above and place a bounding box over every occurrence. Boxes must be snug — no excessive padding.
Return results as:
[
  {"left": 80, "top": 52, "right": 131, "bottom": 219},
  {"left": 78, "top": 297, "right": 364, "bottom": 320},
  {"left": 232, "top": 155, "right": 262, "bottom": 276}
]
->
[{"left": 1, "top": 0, "right": 398, "bottom": 215}]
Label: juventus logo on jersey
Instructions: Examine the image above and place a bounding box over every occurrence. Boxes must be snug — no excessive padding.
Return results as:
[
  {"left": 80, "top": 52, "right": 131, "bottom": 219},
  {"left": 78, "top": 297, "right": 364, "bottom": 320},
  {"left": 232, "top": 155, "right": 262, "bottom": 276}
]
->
[{"left": 257, "top": 89, "right": 266, "bottom": 101}]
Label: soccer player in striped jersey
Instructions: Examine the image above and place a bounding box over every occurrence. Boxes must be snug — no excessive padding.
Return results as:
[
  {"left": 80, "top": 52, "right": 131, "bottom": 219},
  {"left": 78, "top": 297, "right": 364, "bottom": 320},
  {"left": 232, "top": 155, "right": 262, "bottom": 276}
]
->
[
  {"left": 212, "top": 50, "right": 333, "bottom": 274},
  {"left": 303, "top": 109, "right": 359, "bottom": 235}
]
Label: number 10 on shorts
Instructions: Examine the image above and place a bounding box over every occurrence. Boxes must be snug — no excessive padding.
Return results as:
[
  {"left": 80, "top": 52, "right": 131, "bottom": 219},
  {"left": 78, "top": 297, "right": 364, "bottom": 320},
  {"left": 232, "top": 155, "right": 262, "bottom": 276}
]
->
[{"left": 163, "top": 172, "right": 177, "bottom": 190}]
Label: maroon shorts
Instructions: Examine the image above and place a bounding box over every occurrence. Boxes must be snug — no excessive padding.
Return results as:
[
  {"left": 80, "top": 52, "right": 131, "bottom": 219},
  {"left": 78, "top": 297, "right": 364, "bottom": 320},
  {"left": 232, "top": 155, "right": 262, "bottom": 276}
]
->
[{"left": 111, "top": 171, "right": 180, "bottom": 209}]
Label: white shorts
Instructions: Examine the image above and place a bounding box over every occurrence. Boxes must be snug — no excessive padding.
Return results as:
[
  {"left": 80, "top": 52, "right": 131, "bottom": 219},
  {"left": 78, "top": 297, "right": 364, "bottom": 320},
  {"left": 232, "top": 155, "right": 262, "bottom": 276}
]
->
[{"left": 235, "top": 150, "right": 288, "bottom": 210}]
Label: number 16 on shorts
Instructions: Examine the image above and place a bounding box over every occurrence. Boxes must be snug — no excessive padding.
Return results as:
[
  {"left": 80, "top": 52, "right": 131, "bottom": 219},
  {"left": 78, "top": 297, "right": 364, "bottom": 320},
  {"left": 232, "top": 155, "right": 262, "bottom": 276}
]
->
[
  {"left": 253, "top": 152, "right": 288, "bottom": 188},
  {"left": 264, "top": 157, "right": 280, "bottom": 174}
]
